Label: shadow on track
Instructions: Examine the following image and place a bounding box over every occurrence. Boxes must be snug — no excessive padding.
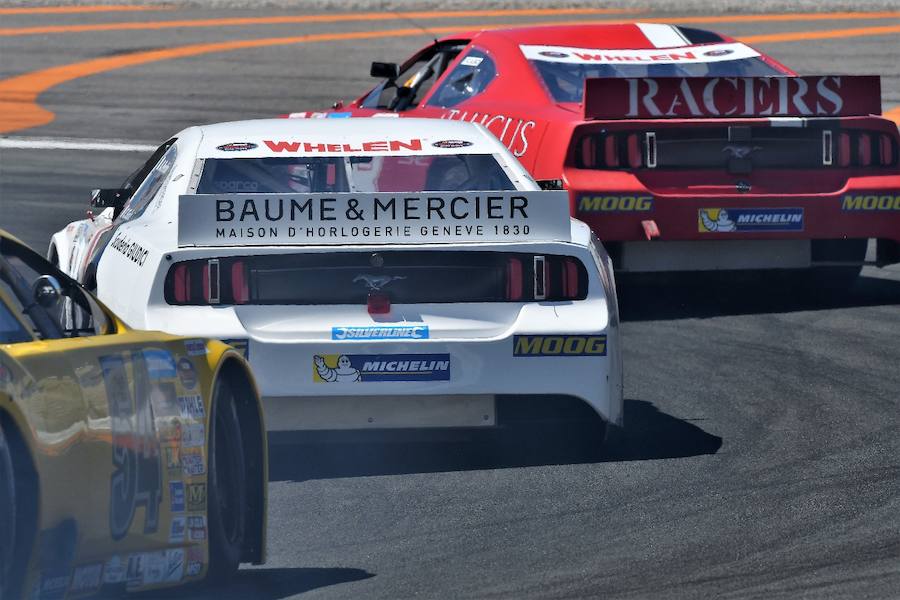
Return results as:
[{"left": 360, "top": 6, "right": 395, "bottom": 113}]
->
[
  {"left": 268, "top": 399, "right": 721, "bottom": 482},
  {"left": 618, "top": 272, "right": 900, "bottom": 322},
  {"left": 135, "top": 567, "right": 374, "bottom": 599}
]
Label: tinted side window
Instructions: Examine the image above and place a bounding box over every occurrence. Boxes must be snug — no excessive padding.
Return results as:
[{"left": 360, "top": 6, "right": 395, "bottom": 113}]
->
[
  {"left": 118, "top": 143, "right": 178, "bottom": 222},
  {"left": 427, "top": 49, "right": 497, "bottom": 109}
]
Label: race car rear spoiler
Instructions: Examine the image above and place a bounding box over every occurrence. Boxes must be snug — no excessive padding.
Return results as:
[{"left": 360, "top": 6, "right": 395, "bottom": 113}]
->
[
  {"left": 583, "top": 75, "right": 882, "bottom": 120},
  {"left": 177, "top": 191, "right": 571, "bottom": 247}
]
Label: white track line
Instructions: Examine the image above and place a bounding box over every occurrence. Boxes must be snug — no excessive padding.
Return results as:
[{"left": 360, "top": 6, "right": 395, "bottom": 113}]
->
[{"left": 0, "top": 136, "right": 156, "bottom": 152}]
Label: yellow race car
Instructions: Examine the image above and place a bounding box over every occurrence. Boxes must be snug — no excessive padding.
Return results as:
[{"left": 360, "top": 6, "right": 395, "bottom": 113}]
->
[{"left": 0, "top": 230, "right": 266, "bottom": 599}]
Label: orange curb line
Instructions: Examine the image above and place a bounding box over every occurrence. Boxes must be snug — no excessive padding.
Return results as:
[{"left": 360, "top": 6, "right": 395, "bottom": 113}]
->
[{"left": 0, "top": 5, "right": 169, "bottom": 15}]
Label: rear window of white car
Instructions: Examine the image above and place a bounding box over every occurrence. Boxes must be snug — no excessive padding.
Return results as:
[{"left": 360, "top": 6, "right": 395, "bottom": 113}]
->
[{"left": 196, "top": 154, "right": 516, "bottom": 194}]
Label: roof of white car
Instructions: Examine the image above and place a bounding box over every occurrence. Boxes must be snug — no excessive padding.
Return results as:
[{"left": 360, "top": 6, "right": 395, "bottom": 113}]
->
[{"left": 193, "top": 118, "right": 503, "bottom": 158}]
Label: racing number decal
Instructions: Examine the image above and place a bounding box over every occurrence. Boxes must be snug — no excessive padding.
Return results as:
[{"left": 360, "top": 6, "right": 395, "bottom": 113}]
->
[{"left": 99, "top": 352, "right": 162, "bottom": 540}]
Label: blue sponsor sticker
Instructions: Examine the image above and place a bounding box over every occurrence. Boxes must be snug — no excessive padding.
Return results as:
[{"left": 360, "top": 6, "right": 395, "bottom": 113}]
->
[
  {"left": 313, "top": 353, "right": 450, "bottom": 382},
  {"left": 144, "top": 349, "right": 176, "bottom": 380},
  {"left": 698, "top": 208, "right": 804, "bottom": 232},
  {"left": 331, "top": 325, "right": 429, "bottom": 341},
  {"left": 697, "top": 208, "right": 803, "bottom": 233},
  {"left": 327, "top": 112, "right": 353, "bottom": 118},
  {"left": 170, "top": 481, "right": 185, "bottom": 513}
]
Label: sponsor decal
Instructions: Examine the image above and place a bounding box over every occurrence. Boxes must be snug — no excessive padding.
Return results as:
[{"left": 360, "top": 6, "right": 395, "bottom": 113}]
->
[
  {"left": 144, "top": 349, "right": 176, "bottom": 380},
  {"left": 169, "top": 481, "right": 185, "bottom": 512},
  {"left": 522, "top": 42, "right": 759, "bottom": 64},
  {"left": 698, "top": 208, "right": 804, "bottom": 233},
  {"left": 187, "top": 483, "right": 207, "bottom": 512},
  {"left": 216, "top": 142, "right": 257, "bottom": 152},
  {"left": 178, "top": 191, "right": 569, "bottom": 247},
  {"left": 442, "top": 109, "right": 535, "bottom": 157},
  {"left": 68, "top": 563, "right": 103, "bottom": 596},
  {"left": 184, "top": 339, "right": 207, "bottom": 356},
  {"left": 165, "top": 549, "right": 185, "bottom": 583},
  {"left": 162, "top": 419, "right": 182, "bottom": 444},
  {"left": 332, "top": 325, "right": 429, "bottom": 340},
  {"left": 432, "top": 139, "right": 473, "bottom": 149},
  {"left": 109, "top": 232, "right": 149, "bottom": 267},
  {"left": 164, "top": 446, "right": 182, "bottom": 476},
  {"left": 188, "top": 516, "right": 207, "bottom": 541},
  {"left": 584, "top": 75, "right": 881, "bottom": 119},
  {"left": 263, "top": 139, "right": 422, "bottom": 153},
  {"left": 177, "top": 358, "right": 198, "bottom": 390},
  {"left": 36, "top": 573, "right": 68, "bottom": 600},
  {"left": 313, "top": 353, "right": 451, "bottom": 382},
  {"left": 460, "top": 55, "right": 484, "bottom": 66},
  {"left": 141, "top": 551, "right": 168, "bottom": 586},
  {"left": 125, "top": 554, "right": 145, "bottom": 589},
  {"left": 841, "top": 194, "right": 900, "bottom": 211},
  {"left": 327, "top": 111, "right": 352, "bottom": 118},
  {"left": 182, "top": 449, "right": 205, "bottom": 477},
  {"left": 169, "top": 516, "right": 186, "bottom": 544},
  {"left": 181, "top": 423, "right": 205, "bottom": 448},
  {"left": 186, "top": 546, "right": 204, "bottom": 578},
  {"left": 178, "top": 395, "right": 205, "bottom": 419},
  {"left": 578, "top": 195, "right": 653, "bottom": 212},
  {"left": 222, "top": 338, "right": 250, "bottom": 359},
  {"left": 103, "top": 556, "right": 127, "bottom": 584},
  {"left": 513, "top": 335, "right": 608, "bottom": 357}
]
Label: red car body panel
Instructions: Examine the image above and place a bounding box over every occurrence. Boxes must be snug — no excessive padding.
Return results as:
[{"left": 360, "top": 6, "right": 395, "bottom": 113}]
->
[{"left": 288, "top": 24, "right": 900, "bottom": 269}]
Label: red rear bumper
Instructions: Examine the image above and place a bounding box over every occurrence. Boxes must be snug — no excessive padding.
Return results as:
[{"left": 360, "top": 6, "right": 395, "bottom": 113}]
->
[{"left": 566, "top": 169, "right": 900, "bottom": 245}]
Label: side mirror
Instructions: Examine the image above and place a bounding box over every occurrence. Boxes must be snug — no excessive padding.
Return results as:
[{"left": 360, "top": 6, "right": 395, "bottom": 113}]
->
[
  {"left": 370, "top": 61, "right": 400, "bottom": 80},
  {"left": 90, "top": 188, "right": 128, "bottom": 209},
  {"left": 32, "top": 275, "right": 62, "bottom": 309}
]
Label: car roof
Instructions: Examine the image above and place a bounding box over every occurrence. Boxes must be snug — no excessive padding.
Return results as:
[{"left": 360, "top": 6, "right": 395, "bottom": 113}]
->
[
  {"left": 192, "top": 117, "right": 505, "bottom": 158},
  {"left": 443, "top": 23, "right": 730, "bottom": 49}
]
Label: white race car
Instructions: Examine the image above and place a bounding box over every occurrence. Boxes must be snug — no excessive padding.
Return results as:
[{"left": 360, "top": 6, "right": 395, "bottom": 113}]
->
[{"left": 50, "top": 118, "right": 623, "bottom": 441}]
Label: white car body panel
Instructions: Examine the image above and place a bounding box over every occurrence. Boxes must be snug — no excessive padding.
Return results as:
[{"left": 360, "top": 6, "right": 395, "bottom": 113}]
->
[{"left": 51, "top": 118, "right": 623, "bottom": 431}]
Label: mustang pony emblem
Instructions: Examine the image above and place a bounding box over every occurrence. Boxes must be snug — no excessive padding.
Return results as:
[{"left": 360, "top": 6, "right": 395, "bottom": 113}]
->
[
  {"left": 353, "top": 274, "right": 406, "bottom": 291},
  {"left": 721, "top": 145, "right": 762, "bottom": 159}
]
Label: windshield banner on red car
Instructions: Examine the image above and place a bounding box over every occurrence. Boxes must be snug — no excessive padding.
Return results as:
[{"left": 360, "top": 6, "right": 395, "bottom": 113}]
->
[
  {"left": 583, "top": 75, "right": 882, "bottom": 119},
  {"left": 178, "top": 191, "right": 571, "bottom": 246}
]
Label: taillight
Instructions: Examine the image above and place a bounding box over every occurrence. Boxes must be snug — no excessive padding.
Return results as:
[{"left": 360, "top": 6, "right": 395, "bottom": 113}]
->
[
  {"left": 835, "top": 130, "right": 897, "bottom": 168},
  {"left": 166, "top": 257, "right": 248, "bottom": 305},
  {"left": 232, "top": 261, "right": 248, "bottom": 304},
  {"left": 506, "top": 257, "right": 523, "bottom": 301},
  {"left": 576, "top": 131, "right": 646, "bottom": 170}
]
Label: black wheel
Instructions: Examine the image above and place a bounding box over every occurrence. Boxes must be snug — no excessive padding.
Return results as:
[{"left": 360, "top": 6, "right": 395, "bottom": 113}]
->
[
  {"left": 206, "top": 378, "right": 247, "bottom": 583},
  {"left": 0, "top": 424, "right": 16, "bottom": 600}
]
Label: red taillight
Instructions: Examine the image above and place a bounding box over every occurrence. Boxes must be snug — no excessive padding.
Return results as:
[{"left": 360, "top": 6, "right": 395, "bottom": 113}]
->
[
  {"left": 506, "top": 257, "right": 523, "bottom": 301},
  {"left": 173, "top": 264, "right": 190, "bottom": 303},
  {"left": 232, "top": 261, "right": 248, "bottom": 304},
  {"left": 562, "top": 258, "right": 579, "bottom": 299},
  {"left": 858, "top": 133, "right": 872, "bottom": 166},
  {"left": 367, "top": 292, "right": 391, "bottom": 315},
  {"left": 626, "top": 134, "right": 642, "bottom": 168},
  {"left": 880, "top": 134, "right": 895, "bottom": 166},
  {"left": 604, "top": 134, "right": 619, "bottom": 167},
  {"left": 838, "top": 132, "right": 851, "bottom": 167},
  {"left": 580, "top": 136, "right": 596, "bottom": 168}
]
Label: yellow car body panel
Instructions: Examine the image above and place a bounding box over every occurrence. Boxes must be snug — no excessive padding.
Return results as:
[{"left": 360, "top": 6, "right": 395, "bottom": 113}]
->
[{"left": 0, "top": 231, "right": 266, "bottom": 599}]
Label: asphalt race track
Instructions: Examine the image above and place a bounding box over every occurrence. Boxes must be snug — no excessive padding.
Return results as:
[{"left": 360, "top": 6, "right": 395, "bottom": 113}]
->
[{"left": 1, "top": 4, "right": 899, "bottom": 599}]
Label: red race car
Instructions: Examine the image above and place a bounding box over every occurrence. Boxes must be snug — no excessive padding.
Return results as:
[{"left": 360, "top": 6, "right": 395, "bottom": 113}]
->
[{"left": 287, "top": 23, "right": 900, "bottom": 286}]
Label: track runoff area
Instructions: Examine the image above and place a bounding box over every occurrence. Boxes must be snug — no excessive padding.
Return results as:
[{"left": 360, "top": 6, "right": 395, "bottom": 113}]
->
[{"left": 1, "top": 4, "right": 899, "bottom": 600}]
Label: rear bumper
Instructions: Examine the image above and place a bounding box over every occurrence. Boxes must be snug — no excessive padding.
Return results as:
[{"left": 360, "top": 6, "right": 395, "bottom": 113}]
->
[
  {"left": 250, "top": 333, "right": 622, "bottom": 431},
  {"left": 567, "top": 172, "right": 900, "bottom": 249}
]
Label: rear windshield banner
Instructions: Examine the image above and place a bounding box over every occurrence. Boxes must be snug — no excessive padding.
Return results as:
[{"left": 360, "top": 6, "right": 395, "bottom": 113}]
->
[{"left": 178, "top": 191, "right": 571, "bottom": 246}]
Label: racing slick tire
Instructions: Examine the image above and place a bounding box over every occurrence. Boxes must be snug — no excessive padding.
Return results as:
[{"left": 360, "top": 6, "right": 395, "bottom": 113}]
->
[
  {"left": 0, "top": 424, "right": 16, "bottom": 600},
  {"left": 206, "top": 377, "right": 248, "bottom": 583}
]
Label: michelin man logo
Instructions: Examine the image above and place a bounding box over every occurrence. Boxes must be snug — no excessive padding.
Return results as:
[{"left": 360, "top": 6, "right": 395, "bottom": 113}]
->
[
  {"left": 699, "top": 208, "right": 736, "bottom": 232},
  {"left": 314, "top": 355, "right": 361, "bottom": 382}
]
